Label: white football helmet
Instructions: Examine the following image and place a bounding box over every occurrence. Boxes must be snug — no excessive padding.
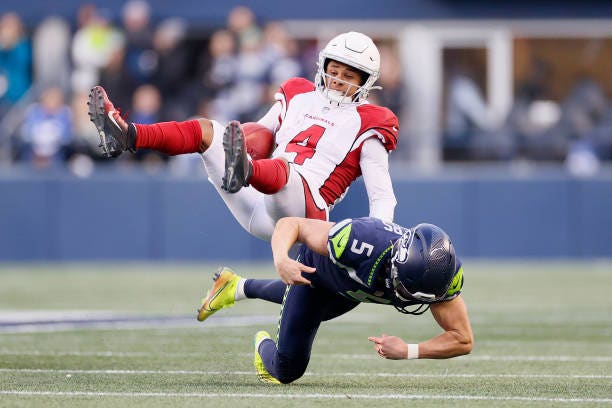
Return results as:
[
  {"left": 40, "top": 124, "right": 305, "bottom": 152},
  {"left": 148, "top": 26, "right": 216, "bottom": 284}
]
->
[{"left": 315, "top": 31, "right": 381, "bottom": 105}]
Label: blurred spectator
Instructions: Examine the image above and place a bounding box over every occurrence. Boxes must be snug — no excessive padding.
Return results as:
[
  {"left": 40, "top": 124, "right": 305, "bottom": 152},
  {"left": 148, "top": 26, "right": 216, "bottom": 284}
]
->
[
  {"left": 443, "top": 61, "right": 496, "bottom": 159},
  {"left": 32, "top": 17, "right": 71, "bottom": 92},
  {"left": 122, "top": 0, "right": 156, "bottom": 84},
  {"left": 591, "top": 101, "right": 612, "bottom": 161},
  {"left": 200, "top": 29, "right": 237, "bottom": 97},
  {"left": 372, "top": 44, "right": 407, "bottom": 158},
  {"left": 0, "top": 12, "right": 32, "bottom": 114},
  {"left": 71, "top": 7, "right": 124, "bottom": 93},
  {"left": 375, "top": 44, "right": 404, "bottom": 118},
  {"left": 19, "top": 86, "right": 72, "bottom": 168},
  {"left": 99, "top": 45, "right": 137, "bottom": 115},
  {"left": 562, "top": 76, "right": 608, "bottom": 141},
  {"left": 562, "top": 76, "right": 608, "bottom": 174},
  {"left": 229, "top": 31, "right": 268, "bottom": 122},
  {"left": 71, "top": 90, "right": 103, "bottom": 160},
  {"left": 76, "top": 3, "right": 97, "bottom": 29},
  {"left": 131, "top": 84, "right": 161, "bottom": 124},
  {"left": 503, "top": 59, "right": 566, "bottom": 161},
  {"left": 130, "top": 84, "right": 166, "bottom": 167},
  {"left": 197, "top": 6, "right": 269, "bottom": 123},
  {"left": 227, "top": 6, "right": 261, "bottom": 51},
  {"left": 198, "top": 14, "right": 269, "bottom": 123},
  {"left": 151, "top": 18, "right": 190, "bottom": 120},
  {"left": 261, "top": 22, "right": 302, "bottom": 88}
]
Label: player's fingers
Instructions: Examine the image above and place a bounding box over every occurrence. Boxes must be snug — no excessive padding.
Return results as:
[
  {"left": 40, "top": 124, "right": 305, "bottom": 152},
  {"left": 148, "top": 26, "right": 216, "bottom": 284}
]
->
[
  {"left": 368, "top": 336, "right": 382, "bottom": 344},
  {"left": 294, "top": 274, "right": 311, "bottom": 285},
  {"left": 300, "top": 265, "right": 316, "bottom": 274}
]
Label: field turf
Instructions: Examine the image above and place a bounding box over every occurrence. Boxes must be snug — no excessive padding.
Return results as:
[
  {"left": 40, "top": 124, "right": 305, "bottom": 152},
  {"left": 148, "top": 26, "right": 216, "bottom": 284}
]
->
[{"left": 0, "top": 261, "right": 610, "bottom": 407}]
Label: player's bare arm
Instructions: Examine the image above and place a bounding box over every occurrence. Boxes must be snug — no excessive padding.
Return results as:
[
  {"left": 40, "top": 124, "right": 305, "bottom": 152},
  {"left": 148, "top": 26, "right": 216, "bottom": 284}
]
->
[
  {"left": 369, "top": 295, "right": 473, "bottom": 360},
  {"left": 424, "top": 295, "right": 473, "bottom": 358},
  {"left": 271, "top": 217, "right": 332, "bottom": 285}
]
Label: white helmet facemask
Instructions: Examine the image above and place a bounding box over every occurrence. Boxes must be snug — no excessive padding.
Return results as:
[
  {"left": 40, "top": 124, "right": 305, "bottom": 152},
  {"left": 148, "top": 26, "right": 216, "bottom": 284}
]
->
[{"left": 315, "top": 31, "right": 381, "bottom": 106}]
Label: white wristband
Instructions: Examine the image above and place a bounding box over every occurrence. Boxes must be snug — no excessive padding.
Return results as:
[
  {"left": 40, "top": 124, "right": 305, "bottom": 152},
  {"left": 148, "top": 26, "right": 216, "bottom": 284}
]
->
[{"left": 406, "top": 343, "right": 419, "bottom": 360}]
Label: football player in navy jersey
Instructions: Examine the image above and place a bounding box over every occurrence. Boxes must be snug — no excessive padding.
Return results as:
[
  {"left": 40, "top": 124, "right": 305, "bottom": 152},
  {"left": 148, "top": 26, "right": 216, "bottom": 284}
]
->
[{"left": 198, "top": 216, "right": 473, "bottom": 384}]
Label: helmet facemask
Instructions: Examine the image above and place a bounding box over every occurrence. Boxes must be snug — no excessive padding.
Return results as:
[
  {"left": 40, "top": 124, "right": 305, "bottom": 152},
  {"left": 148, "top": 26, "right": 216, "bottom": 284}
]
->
[{"left": 315, "top": 59, "right": 377, "bottom": 105}]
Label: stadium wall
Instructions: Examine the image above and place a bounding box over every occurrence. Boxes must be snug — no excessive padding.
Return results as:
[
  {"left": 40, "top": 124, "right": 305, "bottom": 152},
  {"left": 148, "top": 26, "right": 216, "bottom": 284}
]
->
[{"left": 1, "top": 172, "right": 611, "bottom": 261}]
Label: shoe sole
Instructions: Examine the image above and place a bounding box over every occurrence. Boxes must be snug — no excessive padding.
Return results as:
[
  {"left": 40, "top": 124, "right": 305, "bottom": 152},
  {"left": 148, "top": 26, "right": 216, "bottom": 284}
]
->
[
  {"left": 87, "top": 87, "right": 120, "bottom": 158},
  {"left": 222, "top": 121, "right": 245, "bottom": 193}
]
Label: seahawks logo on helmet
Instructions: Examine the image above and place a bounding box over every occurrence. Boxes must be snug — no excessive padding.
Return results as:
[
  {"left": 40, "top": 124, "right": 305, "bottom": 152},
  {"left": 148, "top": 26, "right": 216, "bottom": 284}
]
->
[{"left": 393, "top": 230, "right": 413, "bottom": 265}]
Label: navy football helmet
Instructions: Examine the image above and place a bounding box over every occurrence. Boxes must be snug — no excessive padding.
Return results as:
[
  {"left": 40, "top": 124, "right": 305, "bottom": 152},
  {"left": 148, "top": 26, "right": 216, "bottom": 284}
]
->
[{"left": 390, "top": 223, "right": 457, "bottom": 305}]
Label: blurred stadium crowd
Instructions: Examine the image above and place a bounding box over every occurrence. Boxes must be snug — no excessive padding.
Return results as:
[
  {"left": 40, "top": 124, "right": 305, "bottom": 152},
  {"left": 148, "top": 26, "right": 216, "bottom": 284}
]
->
[{"left": 0, "top": 1, "right": 611, "bottom": 176}]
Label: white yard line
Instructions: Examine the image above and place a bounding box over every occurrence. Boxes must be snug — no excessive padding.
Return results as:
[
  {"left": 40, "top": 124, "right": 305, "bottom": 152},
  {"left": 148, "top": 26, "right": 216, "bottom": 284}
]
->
[
  {"left": 0, "top": 390, "right": 610, "bottom": 403},
  {"left": 0, "top": 368, "right": 609, "bottom": 379},
  {"left": 0, "top": 314, "right": 277, "bottom": 333},
  {"left": 2, "top": 349, "right": 610, "bottom": 362}
]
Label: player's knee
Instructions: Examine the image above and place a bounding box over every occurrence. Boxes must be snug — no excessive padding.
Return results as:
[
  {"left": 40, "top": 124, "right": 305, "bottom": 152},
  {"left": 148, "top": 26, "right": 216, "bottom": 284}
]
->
[
  {"left": 275, "top": 366, "right": 306, "bottom": 384},
  {"left": 275, "top": 354, "right": 308, "bottom": 384}
]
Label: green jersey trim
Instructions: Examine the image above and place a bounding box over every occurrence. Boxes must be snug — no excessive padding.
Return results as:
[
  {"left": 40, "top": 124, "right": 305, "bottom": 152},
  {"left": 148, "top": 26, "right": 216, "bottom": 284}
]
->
[
  {"left": 367, "top": 244, "right": 393, "bottom": 286},
  {"left": 446, "top": 266, "right": 464, "bottom": 296}
]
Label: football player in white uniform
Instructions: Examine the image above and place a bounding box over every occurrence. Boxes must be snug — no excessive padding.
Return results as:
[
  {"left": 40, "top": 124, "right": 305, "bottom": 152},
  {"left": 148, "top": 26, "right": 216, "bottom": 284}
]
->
[{"left": 89, "top": 31, "right": 399, "bottom": 241}]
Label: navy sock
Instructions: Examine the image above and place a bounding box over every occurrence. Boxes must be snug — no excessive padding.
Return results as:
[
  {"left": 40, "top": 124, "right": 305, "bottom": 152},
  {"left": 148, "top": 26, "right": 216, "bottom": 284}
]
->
[{"left": 244, "top": 279, "right": 286, "bottom": 304}]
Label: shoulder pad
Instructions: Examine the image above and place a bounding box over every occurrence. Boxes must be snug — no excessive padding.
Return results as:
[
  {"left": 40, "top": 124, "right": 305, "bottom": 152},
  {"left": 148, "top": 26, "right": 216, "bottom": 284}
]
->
[
  {"left": 356, "top": 104, "right": 399, "bottom": 151},
  {"left": 278, "top": 78, "right": 315, "bottom": 105}
]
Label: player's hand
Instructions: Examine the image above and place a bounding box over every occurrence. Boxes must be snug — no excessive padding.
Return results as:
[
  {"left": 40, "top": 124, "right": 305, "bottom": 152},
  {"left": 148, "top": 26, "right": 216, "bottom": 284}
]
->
[
  {"left": 368, "top": 334, "right": 408, "bottom": 360},
  {"left": 274, "top": 256, "right": 315, "bottom": 285}
]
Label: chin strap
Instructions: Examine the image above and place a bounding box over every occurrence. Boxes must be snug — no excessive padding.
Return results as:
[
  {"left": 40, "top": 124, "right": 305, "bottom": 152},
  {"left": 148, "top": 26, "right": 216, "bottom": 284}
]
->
[{"left": 394, "top": 303, "right": 430, "bottom": 315}]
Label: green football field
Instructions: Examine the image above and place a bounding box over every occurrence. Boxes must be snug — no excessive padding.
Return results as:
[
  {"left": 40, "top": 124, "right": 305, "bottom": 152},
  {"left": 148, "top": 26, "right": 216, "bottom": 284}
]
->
[{"left": 0, "top": 261, "right": 610, "bottom": 407}]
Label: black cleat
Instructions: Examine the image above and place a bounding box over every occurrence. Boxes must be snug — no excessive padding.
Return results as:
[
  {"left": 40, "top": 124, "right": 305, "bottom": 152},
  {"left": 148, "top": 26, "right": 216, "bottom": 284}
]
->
[
  {"left": 222, "top": 120, "right": 252, "bottom": 193},
  {"left": 87, "top": 86, "right": 136, "bottom": 158}
]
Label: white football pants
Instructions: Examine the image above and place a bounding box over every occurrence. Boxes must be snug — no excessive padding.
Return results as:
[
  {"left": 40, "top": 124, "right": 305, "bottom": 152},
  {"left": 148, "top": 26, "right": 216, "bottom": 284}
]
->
[{"left": 200, "top": 120, "right": 324, "bottom": 241}]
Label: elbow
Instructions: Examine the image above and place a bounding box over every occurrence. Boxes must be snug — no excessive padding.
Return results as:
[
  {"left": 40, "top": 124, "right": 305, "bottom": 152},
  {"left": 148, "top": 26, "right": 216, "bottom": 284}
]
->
[
  {"left": 459, "top": 337, "right": 474, "bottom": 356},
  {"left": 452, "top": 330, "right": 474, "bottom": 357},
  {"left": 275, "top": 217, "right": 296, "bottom": 229}
]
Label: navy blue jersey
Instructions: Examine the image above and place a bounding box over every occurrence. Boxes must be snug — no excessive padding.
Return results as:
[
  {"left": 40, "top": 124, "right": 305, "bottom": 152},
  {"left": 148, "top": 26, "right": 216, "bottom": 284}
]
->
[{"left": 298, "top": 217, "right": 463, "bottom": 308}]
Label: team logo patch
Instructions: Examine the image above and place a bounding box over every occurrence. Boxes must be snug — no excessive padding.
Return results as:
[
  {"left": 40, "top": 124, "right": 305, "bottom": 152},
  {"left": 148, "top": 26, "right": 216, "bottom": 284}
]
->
[
  {"left": 330, "top": 223, "right": 352, "bottom": 259},
  {"left": 393, "top": 230, "right": 413, "bottom": 264}
]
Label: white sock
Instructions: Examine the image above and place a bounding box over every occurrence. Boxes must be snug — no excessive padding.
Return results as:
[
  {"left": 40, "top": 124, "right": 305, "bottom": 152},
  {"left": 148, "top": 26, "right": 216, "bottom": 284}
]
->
[{"left": 235, "top": 278, "right": 246, "bottom": 301}]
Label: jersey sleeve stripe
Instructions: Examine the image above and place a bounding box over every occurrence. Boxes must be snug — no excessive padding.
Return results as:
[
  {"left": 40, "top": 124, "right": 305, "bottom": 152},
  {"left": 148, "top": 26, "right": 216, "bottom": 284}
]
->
[{"left": 350, "top": 129, "right": 386, "bottom": 152}]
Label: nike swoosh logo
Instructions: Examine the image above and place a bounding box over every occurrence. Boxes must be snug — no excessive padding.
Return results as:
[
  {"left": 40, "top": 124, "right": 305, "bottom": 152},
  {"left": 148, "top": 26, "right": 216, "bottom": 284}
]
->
[{"left": 107, "top": 111, "right": 121, "bottom": 131}]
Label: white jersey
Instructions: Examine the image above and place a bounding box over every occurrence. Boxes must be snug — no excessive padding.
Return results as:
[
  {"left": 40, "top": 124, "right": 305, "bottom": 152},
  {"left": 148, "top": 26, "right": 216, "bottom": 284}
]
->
[
  {"left": 266, "top": 78, "right": 399, "bottom": 217},
  {"left": 201, "top": 78, "right": 399, "bottom": 241}
]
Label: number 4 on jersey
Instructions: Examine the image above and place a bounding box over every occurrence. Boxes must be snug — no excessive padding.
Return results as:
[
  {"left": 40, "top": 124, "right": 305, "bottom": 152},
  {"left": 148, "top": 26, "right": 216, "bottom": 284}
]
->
[{"left": 285, "top": 124, "right": 325, "bottom": 165}]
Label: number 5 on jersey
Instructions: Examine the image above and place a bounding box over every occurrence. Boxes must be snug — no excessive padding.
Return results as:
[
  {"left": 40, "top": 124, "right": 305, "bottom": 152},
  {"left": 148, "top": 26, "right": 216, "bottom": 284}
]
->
[
  {"left": 351, "top": 239, "right": 373, "bottom": 257},
  {"left": 285, "top": 124, "right": 325, "bottom": 165}
]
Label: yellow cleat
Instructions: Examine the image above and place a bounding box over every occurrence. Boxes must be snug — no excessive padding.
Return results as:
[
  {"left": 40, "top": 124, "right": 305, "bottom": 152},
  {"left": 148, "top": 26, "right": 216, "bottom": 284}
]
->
[
  {"left": 253, "top": 331, "right": 280, "bottom": 384},
  {"left": 196, "top": 266, "right": 241, "bottom": 322}
]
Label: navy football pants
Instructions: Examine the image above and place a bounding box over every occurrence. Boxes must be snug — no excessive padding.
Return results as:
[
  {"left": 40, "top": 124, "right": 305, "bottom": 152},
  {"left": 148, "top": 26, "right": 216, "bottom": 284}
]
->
[{"left": 244, "top": 279, "right": 359, "bottom": 383}]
